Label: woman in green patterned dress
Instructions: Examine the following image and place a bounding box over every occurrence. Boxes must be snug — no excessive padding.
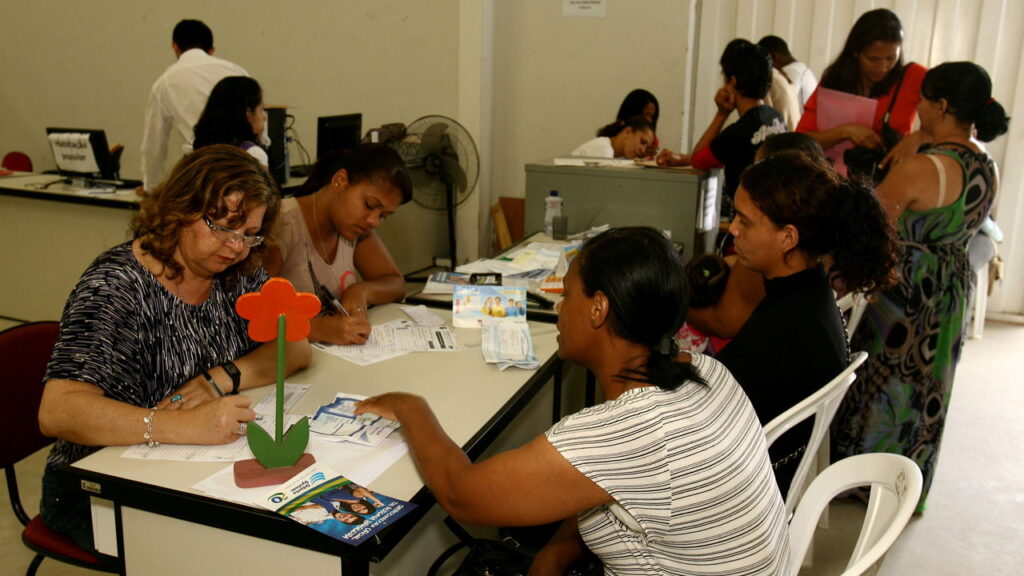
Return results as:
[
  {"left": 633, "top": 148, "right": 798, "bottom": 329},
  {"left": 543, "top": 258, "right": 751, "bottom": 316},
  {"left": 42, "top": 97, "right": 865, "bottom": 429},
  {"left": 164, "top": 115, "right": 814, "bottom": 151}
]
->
[{"left": 833, "top": 62, "right": 1010, "bottom": 510}]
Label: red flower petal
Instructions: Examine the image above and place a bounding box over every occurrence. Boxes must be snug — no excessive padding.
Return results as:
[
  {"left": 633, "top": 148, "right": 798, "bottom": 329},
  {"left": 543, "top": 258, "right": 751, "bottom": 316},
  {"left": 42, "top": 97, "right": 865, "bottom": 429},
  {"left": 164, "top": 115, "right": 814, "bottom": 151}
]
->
[{"left": 236, "top": 278, "right": 321, "bottom": 342}]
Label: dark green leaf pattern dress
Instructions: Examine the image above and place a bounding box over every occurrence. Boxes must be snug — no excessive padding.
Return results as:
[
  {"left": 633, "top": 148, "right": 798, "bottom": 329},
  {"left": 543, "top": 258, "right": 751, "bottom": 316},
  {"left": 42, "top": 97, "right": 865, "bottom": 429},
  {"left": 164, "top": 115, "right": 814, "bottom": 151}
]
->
[{"left": 832, "top": 144, "right": 997, "bottom": 510}]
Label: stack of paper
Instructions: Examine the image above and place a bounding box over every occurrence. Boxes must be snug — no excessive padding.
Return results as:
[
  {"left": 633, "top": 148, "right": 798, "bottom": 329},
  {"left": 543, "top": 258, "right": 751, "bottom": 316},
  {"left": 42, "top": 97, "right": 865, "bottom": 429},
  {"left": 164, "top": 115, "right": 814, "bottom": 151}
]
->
[{"left": 481, "top": 321, "right": 541, "bottom": 371}]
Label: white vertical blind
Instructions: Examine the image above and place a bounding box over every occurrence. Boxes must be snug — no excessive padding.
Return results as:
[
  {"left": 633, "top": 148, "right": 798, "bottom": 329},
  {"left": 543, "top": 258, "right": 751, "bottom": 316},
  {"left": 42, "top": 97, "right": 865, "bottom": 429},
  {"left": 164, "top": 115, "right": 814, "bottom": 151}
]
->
[{"left": 687, "top": 0, "right": 1024, "bottom": 316}]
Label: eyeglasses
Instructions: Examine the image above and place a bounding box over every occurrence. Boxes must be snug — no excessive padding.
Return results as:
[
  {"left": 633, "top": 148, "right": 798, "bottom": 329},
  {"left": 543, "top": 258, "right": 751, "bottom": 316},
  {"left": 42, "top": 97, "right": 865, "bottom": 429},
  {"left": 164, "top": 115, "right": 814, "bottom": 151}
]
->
[{"left": 203, "top": 216, "right": 265, "bottom": 247}]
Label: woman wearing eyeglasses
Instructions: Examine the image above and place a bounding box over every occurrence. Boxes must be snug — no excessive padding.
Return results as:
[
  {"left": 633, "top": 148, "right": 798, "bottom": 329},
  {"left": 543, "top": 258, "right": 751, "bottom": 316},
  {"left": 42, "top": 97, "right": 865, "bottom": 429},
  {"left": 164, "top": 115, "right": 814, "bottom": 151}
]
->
[
  {"left": 38, "top": 145, "right": 311, "bottom": 555},
  {"left": 264, "top": 143, "right": 413, "bottom": 345}
]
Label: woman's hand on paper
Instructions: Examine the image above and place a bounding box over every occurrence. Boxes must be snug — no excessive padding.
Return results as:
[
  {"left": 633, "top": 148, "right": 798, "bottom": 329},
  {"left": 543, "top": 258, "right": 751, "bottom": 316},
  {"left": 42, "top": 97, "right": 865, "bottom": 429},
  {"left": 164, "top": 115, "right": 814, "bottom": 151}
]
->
[
  {"left": 656, "top": 149, "right": 692, "bottom": 167},
  {"left": 308, "top": 312, "right": 371, "bottom": 346},
  {"left": 355, "top": 392, "right": 423, "bottom": 422},
  {"left": 175, "top": 395, "right": 256, "bottom": 445},
  {"left": 156, "top": 374, "right": 221, "bottom": 410},
  {"left": 330, "top": 314, "right": 372, "bottom": 345}
]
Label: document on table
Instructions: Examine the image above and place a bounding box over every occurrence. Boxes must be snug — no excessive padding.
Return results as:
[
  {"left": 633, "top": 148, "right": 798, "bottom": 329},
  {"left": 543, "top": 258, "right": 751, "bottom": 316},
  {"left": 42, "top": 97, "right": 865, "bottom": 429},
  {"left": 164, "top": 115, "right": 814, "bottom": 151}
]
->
[
  {"left": 400, "top": 304, "right": 445, "bottom": 326},
  {"left": 552, "top": 157, "right": 639, "bottom": 168},
  {"left": 314, "top": 319, "right": 459, "bottom": 366},
  {"left": 121, "top": 384, "right": 311, "bottom": 462},
  {"left": 192, "top": 437, "right": 409, "bottom": 507},
  {"left": 310, "top": 393, "right": 400, "bottom": 446},
  {"left": 481, "top": 321, "right": 540, "bottom": 370}
]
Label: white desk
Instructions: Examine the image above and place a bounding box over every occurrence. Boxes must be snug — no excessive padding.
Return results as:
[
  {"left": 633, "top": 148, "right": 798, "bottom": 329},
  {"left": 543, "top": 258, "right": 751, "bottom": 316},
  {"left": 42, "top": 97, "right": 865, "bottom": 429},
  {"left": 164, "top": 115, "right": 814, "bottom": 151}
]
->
[
  {"left": 62, "top": 304, "right": 560, "bottom": 575},
  {"left": 0, "top": 173, "right": 138, "bottom": 321}
]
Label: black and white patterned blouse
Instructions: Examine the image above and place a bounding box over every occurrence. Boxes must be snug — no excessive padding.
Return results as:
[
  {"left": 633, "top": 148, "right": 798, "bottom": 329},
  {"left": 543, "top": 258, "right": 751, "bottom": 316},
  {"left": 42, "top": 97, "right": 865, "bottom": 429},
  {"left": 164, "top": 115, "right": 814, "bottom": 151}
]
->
[{"left": 45, "top": 242, "right": 267, "bottom": 467}]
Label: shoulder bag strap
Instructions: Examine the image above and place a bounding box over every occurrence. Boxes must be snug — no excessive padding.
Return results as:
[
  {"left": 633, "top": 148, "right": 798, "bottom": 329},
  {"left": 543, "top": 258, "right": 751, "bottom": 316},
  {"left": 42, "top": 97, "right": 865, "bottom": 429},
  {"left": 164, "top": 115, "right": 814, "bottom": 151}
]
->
[{"left": 881, "top": 63, "right": 911, "bottom": 125}]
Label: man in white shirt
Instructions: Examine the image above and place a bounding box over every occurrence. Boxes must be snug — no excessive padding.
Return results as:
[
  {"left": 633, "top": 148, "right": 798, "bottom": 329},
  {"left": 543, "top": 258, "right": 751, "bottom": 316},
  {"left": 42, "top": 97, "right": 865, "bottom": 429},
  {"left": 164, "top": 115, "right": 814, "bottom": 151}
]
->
[
  {"left": 140, "top": 19, "right": 248, "bottom": 191},
  {"left": 758, "top": 35, "right": 819, "bottom": 112}
]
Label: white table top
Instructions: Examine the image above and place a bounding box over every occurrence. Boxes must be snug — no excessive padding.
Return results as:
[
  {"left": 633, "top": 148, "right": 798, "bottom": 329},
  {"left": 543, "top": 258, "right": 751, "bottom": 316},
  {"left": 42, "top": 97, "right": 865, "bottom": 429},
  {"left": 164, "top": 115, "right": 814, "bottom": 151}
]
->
[
  {"left": 0, "top": 172, "right": 140, "bottom": 208},
  {"left": 66, "top": 303, "right": 560, "bottom": 559}
]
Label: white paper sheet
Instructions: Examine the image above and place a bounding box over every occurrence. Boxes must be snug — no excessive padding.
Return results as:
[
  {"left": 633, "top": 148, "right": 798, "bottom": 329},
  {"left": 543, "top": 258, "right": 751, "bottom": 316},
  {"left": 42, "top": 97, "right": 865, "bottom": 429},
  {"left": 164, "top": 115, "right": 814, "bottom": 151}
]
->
[{"left": 313, "top": 319, "right": 458, "bottom": 365}]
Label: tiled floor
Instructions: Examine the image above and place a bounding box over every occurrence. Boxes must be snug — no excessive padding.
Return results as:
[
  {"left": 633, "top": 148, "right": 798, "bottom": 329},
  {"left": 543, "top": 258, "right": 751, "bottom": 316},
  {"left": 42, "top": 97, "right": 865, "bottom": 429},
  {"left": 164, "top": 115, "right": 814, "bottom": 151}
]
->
[{"left": 2, "top": 319, "right": 1022, "bottom": 575}]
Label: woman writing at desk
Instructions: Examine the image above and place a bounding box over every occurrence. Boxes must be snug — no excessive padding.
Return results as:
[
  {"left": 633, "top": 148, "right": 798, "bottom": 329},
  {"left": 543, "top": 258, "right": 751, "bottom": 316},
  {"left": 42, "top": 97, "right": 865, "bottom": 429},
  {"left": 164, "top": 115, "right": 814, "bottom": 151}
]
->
[
  {"left": 264, "top": 143, "right": 412, "bottom": 345},
  {"left": 38, "top": 145, "right": 312, "bottom": 554},
  {"left": 357, "top": 227, "right": 790, "bottom": 575}
]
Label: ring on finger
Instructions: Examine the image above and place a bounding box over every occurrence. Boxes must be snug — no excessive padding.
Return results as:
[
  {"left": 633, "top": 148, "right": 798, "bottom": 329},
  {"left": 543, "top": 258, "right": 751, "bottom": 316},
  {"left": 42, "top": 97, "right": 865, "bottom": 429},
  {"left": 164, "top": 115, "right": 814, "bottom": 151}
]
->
[
  {"left": 171, "top": 394, "right": 184, "bottom": 404},
  {"left": 238, "top": 421, "right": 248, "bottom": 435}
]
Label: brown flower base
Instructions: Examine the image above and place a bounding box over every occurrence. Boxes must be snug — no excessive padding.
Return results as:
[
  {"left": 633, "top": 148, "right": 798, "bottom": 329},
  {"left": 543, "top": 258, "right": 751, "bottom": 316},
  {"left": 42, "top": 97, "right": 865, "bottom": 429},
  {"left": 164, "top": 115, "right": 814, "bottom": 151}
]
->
[{"left": 232, "top": 453, "right": 317, "bottom": 488}]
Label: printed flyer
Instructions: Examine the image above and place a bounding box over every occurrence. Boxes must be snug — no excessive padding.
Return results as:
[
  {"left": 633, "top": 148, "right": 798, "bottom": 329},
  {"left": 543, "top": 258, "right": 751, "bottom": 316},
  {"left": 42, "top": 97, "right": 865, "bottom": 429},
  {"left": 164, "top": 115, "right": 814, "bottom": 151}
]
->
[{"left": 260, "top": 463, "right": 415, "bottom": 545}]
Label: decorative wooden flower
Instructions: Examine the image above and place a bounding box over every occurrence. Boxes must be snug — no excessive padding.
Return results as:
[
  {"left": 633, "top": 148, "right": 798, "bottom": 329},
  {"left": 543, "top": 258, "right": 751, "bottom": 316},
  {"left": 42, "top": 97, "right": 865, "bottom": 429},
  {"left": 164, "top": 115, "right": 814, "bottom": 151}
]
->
[{"left": 236, "top": 278, "right": 320, "bottom": 469}]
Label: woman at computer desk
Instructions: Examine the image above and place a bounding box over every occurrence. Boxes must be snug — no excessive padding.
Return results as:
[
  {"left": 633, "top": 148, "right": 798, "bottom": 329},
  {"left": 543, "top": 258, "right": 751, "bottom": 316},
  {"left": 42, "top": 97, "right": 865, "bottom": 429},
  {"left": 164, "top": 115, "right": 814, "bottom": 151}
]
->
[
  {"left": 38, "top": 145, "right": 312, "bottom": 554},
  {"left": 356, "top": 227, "right": 792, "bottom": 575},
  {"left": 264, "top": 143, "right": 413, "bottom": 345},
  {"left": 192, "top": 76, "right": 269, "bottom": 167}
]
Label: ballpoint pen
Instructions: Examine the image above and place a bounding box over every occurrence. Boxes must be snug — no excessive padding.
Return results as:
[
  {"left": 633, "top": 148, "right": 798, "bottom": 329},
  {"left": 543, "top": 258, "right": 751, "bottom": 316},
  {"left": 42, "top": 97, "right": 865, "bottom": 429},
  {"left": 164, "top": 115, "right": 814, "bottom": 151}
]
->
[{"left": 329, "top": 296, "right": 351, "bottom": 317}]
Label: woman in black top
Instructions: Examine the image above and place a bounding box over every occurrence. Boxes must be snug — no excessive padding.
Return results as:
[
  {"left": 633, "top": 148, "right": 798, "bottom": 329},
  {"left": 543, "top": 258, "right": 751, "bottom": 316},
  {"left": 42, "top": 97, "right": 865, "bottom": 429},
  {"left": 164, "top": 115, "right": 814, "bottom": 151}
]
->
[{"left": 706, "top": 152, "right": 899, "bottom": 494}]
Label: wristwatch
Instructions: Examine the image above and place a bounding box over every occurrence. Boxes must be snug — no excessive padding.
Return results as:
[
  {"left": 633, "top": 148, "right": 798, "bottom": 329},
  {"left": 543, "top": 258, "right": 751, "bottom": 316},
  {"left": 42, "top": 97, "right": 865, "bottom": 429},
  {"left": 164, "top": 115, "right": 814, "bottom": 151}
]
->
[{"left": 220, "top": 361, "right": 242, "bottom": 395}]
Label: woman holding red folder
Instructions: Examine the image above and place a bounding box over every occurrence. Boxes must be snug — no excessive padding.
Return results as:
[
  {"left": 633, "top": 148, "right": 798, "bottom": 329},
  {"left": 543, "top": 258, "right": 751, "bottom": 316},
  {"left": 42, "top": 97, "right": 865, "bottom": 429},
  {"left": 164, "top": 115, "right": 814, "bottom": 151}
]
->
[{"left": 797, "top": 8, "right": 927, "bottom": 168}]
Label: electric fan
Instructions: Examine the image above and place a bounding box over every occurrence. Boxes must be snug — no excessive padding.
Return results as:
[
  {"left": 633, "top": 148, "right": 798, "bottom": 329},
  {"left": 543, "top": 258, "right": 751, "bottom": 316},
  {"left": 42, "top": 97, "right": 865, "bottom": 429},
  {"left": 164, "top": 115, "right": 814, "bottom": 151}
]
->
[{"left": 390, "top": 115, "right": 479, "bottom": 271}]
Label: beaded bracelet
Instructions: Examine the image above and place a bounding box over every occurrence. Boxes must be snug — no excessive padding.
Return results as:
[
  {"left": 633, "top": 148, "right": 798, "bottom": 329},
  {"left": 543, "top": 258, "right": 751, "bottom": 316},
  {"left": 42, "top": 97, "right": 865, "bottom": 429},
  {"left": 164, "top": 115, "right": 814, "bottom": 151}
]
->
[{"left": 143, "top": 407, "right": 159, "bottom": 448}]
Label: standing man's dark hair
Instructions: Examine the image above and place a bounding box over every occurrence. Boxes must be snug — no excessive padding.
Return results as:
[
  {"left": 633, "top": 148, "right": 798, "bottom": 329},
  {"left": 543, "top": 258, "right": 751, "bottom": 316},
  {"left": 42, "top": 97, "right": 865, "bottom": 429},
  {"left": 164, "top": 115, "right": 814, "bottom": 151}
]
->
[
  {"left": 720, "top": 39, "right": 774, "bottom": 99},
  {"left": 757, "top": 36, "right": 795, "bottom": 68},
  {"left": 172, "top": 19, "right": 214, "bottom": 53}
]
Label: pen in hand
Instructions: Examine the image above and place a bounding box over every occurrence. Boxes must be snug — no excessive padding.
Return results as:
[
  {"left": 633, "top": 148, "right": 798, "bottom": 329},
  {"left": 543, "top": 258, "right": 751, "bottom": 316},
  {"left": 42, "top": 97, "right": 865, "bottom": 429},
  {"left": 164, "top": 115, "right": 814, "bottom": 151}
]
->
[{"left": 329, "top": 297, "right": 351, "bottom": 317}]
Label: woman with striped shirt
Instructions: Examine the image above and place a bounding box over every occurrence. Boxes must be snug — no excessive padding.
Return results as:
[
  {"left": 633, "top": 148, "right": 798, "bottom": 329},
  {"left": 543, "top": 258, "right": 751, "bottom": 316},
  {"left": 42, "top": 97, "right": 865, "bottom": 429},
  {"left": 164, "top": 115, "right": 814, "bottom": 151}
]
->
[{"left": 357, "top": 227, "right": 790, "bottom": 575}]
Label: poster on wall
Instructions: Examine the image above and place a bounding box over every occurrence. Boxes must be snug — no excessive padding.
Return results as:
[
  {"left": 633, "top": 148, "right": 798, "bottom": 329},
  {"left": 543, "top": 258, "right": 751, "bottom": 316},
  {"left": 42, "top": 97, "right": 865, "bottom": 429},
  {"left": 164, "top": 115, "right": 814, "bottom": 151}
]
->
[{"left": 563, "top": 0, "right": 605, "bottom": 18}]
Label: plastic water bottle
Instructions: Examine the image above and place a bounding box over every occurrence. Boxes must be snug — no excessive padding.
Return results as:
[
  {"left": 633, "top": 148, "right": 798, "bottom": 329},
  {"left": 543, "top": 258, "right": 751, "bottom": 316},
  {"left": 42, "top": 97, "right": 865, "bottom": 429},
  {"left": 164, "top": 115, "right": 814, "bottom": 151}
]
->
[{"left": 544, "top": 190, "right": 563, "bottom": 237}]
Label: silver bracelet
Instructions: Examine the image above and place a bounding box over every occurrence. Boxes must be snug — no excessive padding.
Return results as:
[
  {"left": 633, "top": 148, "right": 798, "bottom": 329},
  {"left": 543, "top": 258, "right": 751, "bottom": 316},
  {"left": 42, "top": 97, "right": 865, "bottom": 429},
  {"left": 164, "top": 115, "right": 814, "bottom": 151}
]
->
[{"left": 143, "top": 407, "right": 159, "bottom": 448}]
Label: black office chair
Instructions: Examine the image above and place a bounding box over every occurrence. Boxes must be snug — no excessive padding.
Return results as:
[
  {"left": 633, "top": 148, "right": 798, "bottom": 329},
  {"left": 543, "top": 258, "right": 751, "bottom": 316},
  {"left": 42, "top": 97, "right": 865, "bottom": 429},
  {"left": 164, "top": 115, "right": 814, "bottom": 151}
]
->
[{"left": 0, "top": 322, "right": 118, "bottom": 575}]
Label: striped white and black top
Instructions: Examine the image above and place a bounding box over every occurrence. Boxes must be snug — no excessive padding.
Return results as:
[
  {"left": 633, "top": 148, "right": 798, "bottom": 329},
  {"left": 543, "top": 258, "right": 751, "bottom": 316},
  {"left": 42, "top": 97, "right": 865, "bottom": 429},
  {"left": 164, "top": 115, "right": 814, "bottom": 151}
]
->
[
  {"left": 546, "top": 354, "right": 791, "bottom": 575},
  {"left": 45, "top": 242, "right": 266, "bottom": 467}
]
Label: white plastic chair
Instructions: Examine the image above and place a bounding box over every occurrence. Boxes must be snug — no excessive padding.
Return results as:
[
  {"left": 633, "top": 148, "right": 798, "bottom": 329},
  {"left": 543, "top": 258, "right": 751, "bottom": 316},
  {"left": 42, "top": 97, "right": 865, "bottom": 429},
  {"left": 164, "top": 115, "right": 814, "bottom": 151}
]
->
[
  {"left": 836, "top": 292, "right": 869, "bottom": 340},
  {"left": 764, "top": 351, "right": 869, "bottom": 515},
  {"left": 787, "top": 453, "right": 923, "bottom": 576}
]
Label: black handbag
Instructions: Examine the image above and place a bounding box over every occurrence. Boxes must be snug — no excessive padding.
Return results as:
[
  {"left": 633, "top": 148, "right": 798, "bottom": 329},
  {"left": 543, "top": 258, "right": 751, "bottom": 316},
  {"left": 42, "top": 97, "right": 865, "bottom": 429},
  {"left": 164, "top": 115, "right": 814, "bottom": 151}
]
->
[
  {"left": 426, "top": 517, "right": 534, "bottom": 576},
  {"left": 843, "top": 64, "right": 910, "bottom": 183}
]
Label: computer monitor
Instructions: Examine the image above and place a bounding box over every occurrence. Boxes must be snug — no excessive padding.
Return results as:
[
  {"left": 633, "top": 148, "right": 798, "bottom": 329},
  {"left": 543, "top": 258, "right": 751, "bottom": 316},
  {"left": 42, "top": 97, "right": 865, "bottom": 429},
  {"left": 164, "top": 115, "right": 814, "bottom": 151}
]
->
[
  {"left": 45, "top": 127, "right": 120, "bottom": 183},
  {"left": 316, "top": 114, "right": 362, "bottom": 158}
]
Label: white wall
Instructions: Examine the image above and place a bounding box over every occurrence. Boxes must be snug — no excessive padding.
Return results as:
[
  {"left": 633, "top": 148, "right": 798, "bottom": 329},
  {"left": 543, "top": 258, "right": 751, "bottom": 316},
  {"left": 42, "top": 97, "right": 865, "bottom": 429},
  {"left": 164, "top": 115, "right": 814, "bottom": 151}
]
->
[
  {"left": 0, "top": 1, "right": 459, "bottom": 273},
  {"left": 488, "top": 1, "right": 693, "bottom": 219}
]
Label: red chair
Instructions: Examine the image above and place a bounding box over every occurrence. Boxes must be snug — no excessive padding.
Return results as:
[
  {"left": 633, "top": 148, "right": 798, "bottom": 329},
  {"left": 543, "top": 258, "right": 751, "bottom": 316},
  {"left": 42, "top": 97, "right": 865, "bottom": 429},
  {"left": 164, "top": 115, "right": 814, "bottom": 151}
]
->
[
  {"left": 1, "top": 151, "right": 33, "bottom": 172},
  {"left": 0, "top": 322, "right": 118, "bottom": 575}
]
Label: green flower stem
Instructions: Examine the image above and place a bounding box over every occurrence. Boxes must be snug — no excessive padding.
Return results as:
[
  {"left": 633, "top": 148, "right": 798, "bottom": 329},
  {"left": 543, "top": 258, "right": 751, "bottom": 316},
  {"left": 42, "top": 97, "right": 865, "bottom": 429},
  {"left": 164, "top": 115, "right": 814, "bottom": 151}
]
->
[{"left": 276, "top": 314, "right": 285, "bottom": 443}]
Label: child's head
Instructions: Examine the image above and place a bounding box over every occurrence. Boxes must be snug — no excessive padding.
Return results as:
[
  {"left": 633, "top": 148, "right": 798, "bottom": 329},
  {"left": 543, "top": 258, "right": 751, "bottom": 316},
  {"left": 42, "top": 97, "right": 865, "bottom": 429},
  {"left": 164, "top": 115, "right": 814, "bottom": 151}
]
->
[
  {"left": 755, "top": 132, "right": 826, "bottom": 162},
  {"left": 685, "top": 253, "right": 731, "bottom": 307}
]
